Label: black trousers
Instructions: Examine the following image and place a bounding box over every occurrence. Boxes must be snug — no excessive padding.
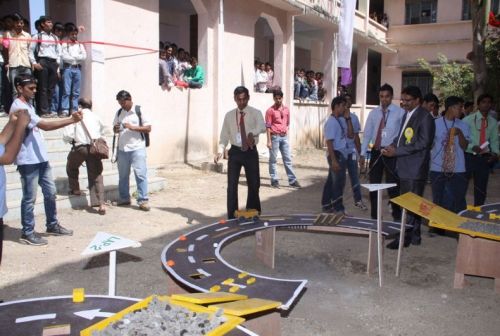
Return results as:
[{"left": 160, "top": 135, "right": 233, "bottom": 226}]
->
[
  {"left": 227, "top": 145, "right": 261, "bottom": 219},
  {"left": 34, "top": 58, "right": 58, "bottom": 115},
  {"left": 400, "top": 179, "right": 426, "bottom": 240},
  {"left": 368, "top": 149, "right": 401, "bottom": 221},
  {"left": 465, "top": 153, "right": 490, "bottom": 206}
]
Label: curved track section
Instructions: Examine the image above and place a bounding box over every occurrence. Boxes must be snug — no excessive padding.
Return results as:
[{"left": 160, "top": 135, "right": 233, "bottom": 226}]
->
[
  {"left": 161, "top": 214, "right": 408, "bottom": 310},
  {"left": 459, "top": 203, "right": 500, "bottom": 222}
]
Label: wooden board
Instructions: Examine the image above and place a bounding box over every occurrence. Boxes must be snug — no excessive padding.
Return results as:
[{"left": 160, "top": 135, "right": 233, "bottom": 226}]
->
[
  {"left": 208, "top": 298, "right": 281, "bottom": 317},
  {"left": 171, "top": 292, "right": 248, "bottom": 305},
  {"left": 391, "top": 192, "right": 500, "bottom": 241}
]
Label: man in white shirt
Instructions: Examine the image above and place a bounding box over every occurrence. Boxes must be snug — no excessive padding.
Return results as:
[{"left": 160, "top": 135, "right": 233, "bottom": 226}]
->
[
  {"left": 29, "top": 16, "right": 61, "bottom": 117},
  {"left": 214, "top": 86, "right": 266, "bottom": 219},
  {"left": 60, "top": 23, "right": 86, "bottom": 116},
  {"left": 63, "top": 98, "right": 106, "bottom": 214},
  {"left": 113, "top": 90, "right": 152, "bottom": 211}
]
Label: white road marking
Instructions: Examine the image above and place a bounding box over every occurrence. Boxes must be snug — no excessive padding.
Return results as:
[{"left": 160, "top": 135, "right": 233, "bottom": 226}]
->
[
  {"left": 188, "top": 256, "right": 196, "bottom": 263},
  {"left": 16, "top": 313, "right": 56, "bottom": 323},
  {"left": 74, "top": 309, "right": 114, "bottom": 320},
  {"left": 196, "top": 268, "right": 211, "bottom": 277},
  {"left": 188, "top": 244, "right": 195, "bottom": 252},
  {"left": 215, "top": 226, "right": 229, "bottom": 232},
  {"left": 476, "top": 214, "right": 484, "bottom": 219},
  {"left": 357, "top": 221, "right": 373, "bottom": 225},
  {"left": 196, "top": 234, "right": 208, "bottom": 241}
]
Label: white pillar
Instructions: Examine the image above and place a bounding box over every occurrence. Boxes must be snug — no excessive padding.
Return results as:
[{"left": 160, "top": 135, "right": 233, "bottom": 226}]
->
[
  {"left": 75, "top": 0, "right": 106, "bottom": 113},
  {"left": 356, "top": 43, "right": 368, "bottom": 122},
  {"left": 322, "top": 29, "right": 336, "bottom": 103}
]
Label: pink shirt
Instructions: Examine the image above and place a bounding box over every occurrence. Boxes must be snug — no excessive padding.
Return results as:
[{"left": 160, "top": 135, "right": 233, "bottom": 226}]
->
[{"left": 265, "top": 104, "right": 290, "bottom": 135}]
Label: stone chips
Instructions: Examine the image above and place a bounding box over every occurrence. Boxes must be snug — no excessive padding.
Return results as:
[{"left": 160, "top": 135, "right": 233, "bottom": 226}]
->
[{"left": 92, "top": 297, "right": 226, "bottom": 336}]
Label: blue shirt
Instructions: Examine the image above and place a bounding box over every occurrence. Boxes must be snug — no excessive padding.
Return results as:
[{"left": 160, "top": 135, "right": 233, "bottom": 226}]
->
[
  {"left": 430, "top": 117, "right": 470, "bottom": 173},
  {"left": 0, "top": 144, "right": 6, "bottom": 218},
  {"left": 361, "top": 103, "right": 405, "bottom": 155},
  {"left": 11, "top": 98, "right": 48, "bottom": 165},
  {"left": 324, "top": 115, "right": 348, "bottom": 158},
  {"left": 340, "top": 112, "right": 361, "bottom": 155}
]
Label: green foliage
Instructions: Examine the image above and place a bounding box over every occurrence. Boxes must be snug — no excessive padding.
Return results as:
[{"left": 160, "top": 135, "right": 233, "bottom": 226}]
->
[
  {"left": 418, "top": 54, "right": 474, "bottom": 102},
  {"left": 485, "top": 38, "right": 500, "bottom": 105}
]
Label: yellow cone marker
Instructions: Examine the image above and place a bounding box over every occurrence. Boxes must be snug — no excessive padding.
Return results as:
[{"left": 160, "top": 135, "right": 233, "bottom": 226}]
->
[
  {"left": 222, "top": 278, "right": 234, "bottom": 285},
  {"left": 210, "top": 285, "right": 221, "bottom": 292},
  {"left": 229, "top": 286, "right": 240, "bottom": 293},
  {"left": 73, "top": 288, "right": 85, "bottom": 303},
  {"left": 246, "top": 277, "right": 256, "bottom": 285}
]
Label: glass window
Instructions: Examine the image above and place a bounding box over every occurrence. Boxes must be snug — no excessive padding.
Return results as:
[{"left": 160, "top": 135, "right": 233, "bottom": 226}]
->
[
  {"left": 402, "top": 71, "right": 433, "bottom": 97},
  {"left": 462, "top": 0, "right": 471, "bottom": 20},
  {"left": 405, "top": 0, "right": 437, "bottom": 24}
]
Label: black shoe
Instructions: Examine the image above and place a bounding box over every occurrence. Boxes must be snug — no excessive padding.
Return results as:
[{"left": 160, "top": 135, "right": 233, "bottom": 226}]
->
[
  {"left": 289, "top": 181, "right": 302, "bottom": 188},
  {"left": 46, "top": 224, "right": 73, "bottom": 236},
  {"left": 20, "top": 233, "right": 48, "bottom": 246},
  {"left": 411, "top": 235, "right": 422, "bottom": 246},
  {"left": 386, "top": 238, "right": 411, "bottom": 250},
  {"left": 114, "top": 200, "right": 131, "bottom": 206},
  {"left": 271, "top": 181, "right": 280, "bottom": 188}
]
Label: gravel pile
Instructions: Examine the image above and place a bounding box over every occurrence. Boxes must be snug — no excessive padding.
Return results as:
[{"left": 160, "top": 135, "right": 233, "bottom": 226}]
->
[
  {"left": 459, "top": 221, "right": 500, "bottom": 236},
  {"left": 92, "top": 297, "right": 226, "bottom": 336}
]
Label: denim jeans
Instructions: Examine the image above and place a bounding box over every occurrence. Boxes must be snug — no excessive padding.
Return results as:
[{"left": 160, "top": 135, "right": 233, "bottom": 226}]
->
[
  {"left": 268, "top": 135, "right": 297, "bottom": 184},
  {"left": 0, "top": 62, "right": 4, "bottom": 110},
  {"left": 18, "top": 162, "right": 58, "bottom": 235},
  {"left": 321, "top": 152, "right": 347, "bottom": 212},
  {"left": 61, "top": 68, "right": 81, "bottom": 112},
  {"left": 117, "top": 148, "right": 149, "bottom": 203},
  {"left": 50, "top": 76, "right": 62, "bottom": 113},
  {"left": 8, "top": 66, "right": 31, "bottom": 100},
  {"left": 346, "top": 153, "right": 362, "bottom": 203},
  {"left": 430, "top": 171, "right": 467, "bottom": 213}
]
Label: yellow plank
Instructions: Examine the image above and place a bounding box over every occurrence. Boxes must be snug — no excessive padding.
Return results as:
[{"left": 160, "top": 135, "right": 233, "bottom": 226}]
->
[
  {"left": 208, "top": 298, "right": 281, "bottom": 317},
  {"left": 171, "top": 292, "right": 248, "bottom": 304},
  {"left": 391, "top": 193, "right": 500, "bottom": 241}
]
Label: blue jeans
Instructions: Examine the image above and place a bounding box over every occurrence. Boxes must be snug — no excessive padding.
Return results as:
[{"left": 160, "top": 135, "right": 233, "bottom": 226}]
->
[
  {"left": 18, "top": 162, "right": 58, "bottom": 235},
  {"left": 430, "top": 171, "right": 467, "bottom": 213},
  {"left": 117, "top": 148, "right": 149, "bottom": 203},
  {"left": 346, "top": 153, "right": 362, "bottom": 203},
  {"left": 268, "top": 135, "right": 297, "bottom": 184},
  {"left": 321, "top": 153, "right": 347, "bottom": 212},
  {"left": 50, "top": 75, "right": 63, "bottom": 113},
  {"left": 61, "top": 68, "right": 81, "bottom": 112},
  {"left": 0, "top": 62, "right": 4, "bottom": 110}
]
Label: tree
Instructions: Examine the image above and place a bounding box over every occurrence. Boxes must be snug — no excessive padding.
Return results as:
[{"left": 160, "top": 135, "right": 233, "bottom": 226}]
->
[
  {"left": 418, "top": 54, "right": 474, "bottom": 102},
  {"left": 470, "top": 0, "right": 491, "bottom": 102}
]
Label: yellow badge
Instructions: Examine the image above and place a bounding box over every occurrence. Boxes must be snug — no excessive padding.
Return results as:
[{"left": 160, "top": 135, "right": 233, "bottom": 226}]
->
[{"left": 404, "top": 127, "right": 414, "bottom": 144}]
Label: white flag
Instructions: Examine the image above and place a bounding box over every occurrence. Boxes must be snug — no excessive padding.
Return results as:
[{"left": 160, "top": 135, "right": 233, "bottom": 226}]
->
[{"left": 337, "top": 0, "right": 356, "bottom": 68}]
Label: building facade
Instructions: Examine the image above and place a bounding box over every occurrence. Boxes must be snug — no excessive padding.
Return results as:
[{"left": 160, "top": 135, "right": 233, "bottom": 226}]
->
[{"left": 0, "top": 0, "right": 478, "bottom": 163}]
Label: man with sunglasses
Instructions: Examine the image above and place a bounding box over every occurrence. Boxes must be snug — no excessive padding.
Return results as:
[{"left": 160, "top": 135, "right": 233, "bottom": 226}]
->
[{"left": 11, "top": 74, "right": 82, "bottom": 246}]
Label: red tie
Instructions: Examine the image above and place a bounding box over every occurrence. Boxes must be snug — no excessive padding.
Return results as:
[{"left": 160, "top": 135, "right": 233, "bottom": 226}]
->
[
  {"left": 240, "top": 112, "right": 248, "bottom": 151},
  {"left": 480, "top": 117, "right": 487, "bottom": 145},
  {"left": 374, "top": 110, "right": 386, "bottom": 150}
]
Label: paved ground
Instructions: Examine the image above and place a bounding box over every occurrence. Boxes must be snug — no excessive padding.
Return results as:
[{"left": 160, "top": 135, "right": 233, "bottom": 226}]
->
[{"left": 1, "top": 149, "right": 499, "bottom": 335}]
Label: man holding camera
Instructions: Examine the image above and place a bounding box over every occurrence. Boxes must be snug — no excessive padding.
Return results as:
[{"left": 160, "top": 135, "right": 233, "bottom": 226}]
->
[{"left": 113, "top": 90, "right": 151, "bottom": 211}]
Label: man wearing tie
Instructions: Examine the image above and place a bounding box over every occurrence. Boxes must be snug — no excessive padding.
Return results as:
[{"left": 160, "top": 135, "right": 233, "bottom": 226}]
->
[
  {"left": 360, "top": 84, "right": 405, "bottom": 221},
  {"left": 463, "top": 94, "right": 499, "bottom": 206},
  {"left": 215, "top": 86, "right": 266, "bottom": 219},
  {"left": 382, "top": 86, "right": 435, "bottom": 249}
]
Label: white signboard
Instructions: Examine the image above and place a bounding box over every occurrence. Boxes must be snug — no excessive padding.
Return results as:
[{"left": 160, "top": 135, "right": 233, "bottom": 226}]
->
[
  {"left": 82, "top": 232, "right": 141, "bottom": 256},
  {"left": 361, "top": 183, "right": 397, "bottom": 192}
]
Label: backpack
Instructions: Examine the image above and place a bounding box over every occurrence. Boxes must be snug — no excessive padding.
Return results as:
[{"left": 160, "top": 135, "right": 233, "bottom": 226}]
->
[{"left": 115, "top": 105, "right": 150, "bottom": 147}]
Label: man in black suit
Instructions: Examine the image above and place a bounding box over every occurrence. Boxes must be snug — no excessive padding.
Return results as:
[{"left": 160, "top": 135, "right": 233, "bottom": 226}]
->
[{"left": 382, "top": 86, "right": 435, "bottom": 249}]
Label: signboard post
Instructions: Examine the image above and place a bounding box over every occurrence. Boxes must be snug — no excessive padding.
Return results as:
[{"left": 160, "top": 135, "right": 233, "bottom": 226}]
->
[{"left": 82, "top": 232, "right": 141, "bottom": 296}]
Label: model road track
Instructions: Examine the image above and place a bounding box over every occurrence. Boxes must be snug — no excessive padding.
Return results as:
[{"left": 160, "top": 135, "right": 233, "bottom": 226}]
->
[
  {"left": 161, "top": 214, "right": 409, "bottom": 309},
  {"left": 459, "top": 203, "right": 500, "bottom": 223}
]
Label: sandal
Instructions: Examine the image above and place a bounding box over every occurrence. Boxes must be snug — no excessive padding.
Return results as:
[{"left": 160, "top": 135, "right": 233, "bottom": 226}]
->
[{"left": 98, "top": 206, "right": 106, "bottom": 215}]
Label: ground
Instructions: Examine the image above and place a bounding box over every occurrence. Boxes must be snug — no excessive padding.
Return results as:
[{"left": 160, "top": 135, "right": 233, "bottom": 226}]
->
[{"left": 1, "top": 149, "right": 499, "bottom": 336}]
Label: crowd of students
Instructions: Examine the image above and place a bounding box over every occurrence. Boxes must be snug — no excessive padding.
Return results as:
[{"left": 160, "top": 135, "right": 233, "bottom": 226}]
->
[
  {"left": 0, "top": 13, "right": 86, "bottom": 118},
  {"left": 293, "top": 68, "right": 326, "bottom": 102},
  {"left": 323, "top": 84, "right": 499, "bottom": 248},
  {"left": 159, "top": 42, "right": 204, "bottom": 90}
]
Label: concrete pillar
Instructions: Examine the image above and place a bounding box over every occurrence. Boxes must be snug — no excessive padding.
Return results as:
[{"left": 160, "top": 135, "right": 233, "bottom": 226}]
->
[
  {"left": 322, "top": 29, "right": 336, "bottom": 103},
  {"left": 75, "top": 0, "right": 106, "bottom": 113},
  {"left": 356, "top": 43, "right": 368, "bottom": 121},
  {"left": 285, "top": 13, "right": 295, "bottom": 108}
]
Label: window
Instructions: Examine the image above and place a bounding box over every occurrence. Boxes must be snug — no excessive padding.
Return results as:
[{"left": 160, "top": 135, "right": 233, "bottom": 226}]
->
[
  {"left": 405, "top": 0, "right": 437, "bottom": 24},
  {"left": 402, "top": 71, "right": 433, "bottom": 97},
  {"left": 462, "top": 0, "right": 471, "bottom": 20}
]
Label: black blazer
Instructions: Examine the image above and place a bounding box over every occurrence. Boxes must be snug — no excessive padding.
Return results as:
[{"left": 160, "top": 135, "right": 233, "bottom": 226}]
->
[{"left": 391, "top": 106, "right": 435, "bottom": 180}]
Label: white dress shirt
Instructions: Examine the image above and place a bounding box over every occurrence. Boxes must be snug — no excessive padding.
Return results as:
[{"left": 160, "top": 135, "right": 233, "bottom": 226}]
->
[{"left": 62, "top": 109, "right": 106, "bottom": 146}]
